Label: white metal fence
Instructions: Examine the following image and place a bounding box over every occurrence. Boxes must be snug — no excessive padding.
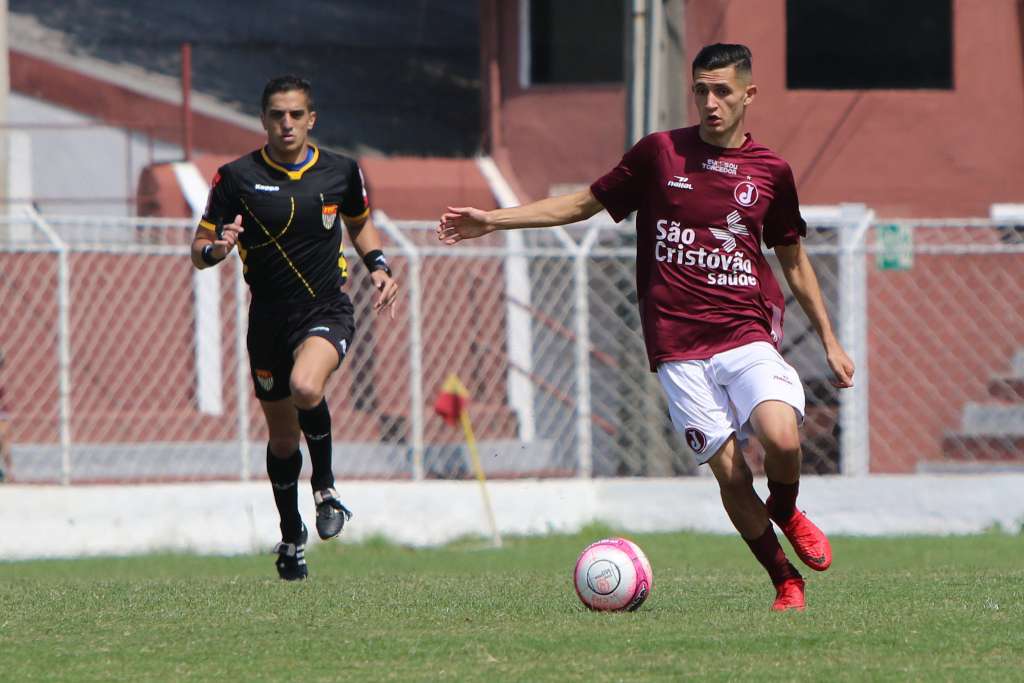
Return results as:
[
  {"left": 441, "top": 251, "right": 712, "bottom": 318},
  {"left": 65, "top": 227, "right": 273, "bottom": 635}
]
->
[{"left": 0, "top": 206, "right": 1022, "bottom": 484}]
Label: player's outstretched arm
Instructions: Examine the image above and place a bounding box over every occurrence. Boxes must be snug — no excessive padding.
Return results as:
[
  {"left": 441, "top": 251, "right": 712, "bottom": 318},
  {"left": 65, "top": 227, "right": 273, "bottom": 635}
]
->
[
  {"left": 190, "top": 215, "right": 244, "bottom": 270},
  {"left": 775, "top": 241, "right": 855, "bottom": 389},
  {"left": 437, "top": 189, "right": 604, "bottom": 244}
]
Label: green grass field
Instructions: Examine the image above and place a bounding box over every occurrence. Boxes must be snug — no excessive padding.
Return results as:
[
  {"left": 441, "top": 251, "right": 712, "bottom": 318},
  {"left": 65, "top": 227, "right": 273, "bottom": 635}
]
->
[{"left": 1, "top": 527, "right": 1022, "bottom": 681}]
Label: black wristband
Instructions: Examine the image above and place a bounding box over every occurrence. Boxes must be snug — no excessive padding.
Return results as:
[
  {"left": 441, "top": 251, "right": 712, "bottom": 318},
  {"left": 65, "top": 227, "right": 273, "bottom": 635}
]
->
[
  {"left": 201, "top": 243, "right": 225, "bottom": 266},
  {"left": 362, "top": 249, "right": 391, "bottom": 276}
]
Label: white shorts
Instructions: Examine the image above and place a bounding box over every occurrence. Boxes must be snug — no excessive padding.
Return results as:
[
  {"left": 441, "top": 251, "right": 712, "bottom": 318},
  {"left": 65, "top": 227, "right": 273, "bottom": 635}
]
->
[{"left": 657, "top": 341, "right": 805, "bottom": 464}]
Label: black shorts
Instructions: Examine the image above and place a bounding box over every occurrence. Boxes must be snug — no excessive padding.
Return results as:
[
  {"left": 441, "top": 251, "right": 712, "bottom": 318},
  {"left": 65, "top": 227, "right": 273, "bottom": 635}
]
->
[{"left": 247, "top": 294, "right": 355, "bottom": 401}]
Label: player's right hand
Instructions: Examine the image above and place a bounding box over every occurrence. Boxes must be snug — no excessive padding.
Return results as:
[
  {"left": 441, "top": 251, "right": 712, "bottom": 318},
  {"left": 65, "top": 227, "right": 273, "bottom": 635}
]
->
[
  {"left": 437, "top": 206, "right": 494, "bottom": 244},
  {"left": 211, "top": 215, "right": 244, "bottom": 258}
]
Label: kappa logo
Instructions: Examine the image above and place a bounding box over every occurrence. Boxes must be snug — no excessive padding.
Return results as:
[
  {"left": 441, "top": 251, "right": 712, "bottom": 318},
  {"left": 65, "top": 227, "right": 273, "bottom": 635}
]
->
[
  {"left": 667, "top": 175, "right": 694, "bottom": 190},
  {"left": 684, "top": 427, "right": 708, "bottom": 454},
  {"left": 254, "top": 183, "right": 280, "bottom": 192},
  {"left": 734, "top": 181, "right": 758, "bottom": 207},
  {"left": 255, "top": 369, "right": 274, "bottom": 392},
  {"left": 709, "top": 210, "right": 749, "bottom": 252}
]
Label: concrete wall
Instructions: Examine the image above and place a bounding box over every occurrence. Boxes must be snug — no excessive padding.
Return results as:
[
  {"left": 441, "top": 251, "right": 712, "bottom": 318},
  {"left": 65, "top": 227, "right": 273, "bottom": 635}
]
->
[
  {"left": 1, "top": 475, "right": 1022, "bottom": 560},
  {"left": 684, "top": 0, "right": 1024, "bottom": 217},
  {"left": 7, "top": 93, "right": 181, "bottom": 216}
]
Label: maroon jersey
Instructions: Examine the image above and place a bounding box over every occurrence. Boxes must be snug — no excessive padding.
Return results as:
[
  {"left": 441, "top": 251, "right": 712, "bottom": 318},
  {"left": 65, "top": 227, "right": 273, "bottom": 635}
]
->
[{"left": 591, "top": 126, "right": 805, "bottom": 370}]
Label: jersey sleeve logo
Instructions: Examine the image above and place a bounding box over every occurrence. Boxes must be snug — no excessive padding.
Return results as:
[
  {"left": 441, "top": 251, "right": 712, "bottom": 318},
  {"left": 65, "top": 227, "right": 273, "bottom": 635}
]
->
[
  {"left": 358, "top": 168, "right": 369, "bottom": 208},
  {"left": 204, "top": 172, "right": 222, "bottom": 216},
  {"left": 322, "top": 204, "right": 338, "bottom": 230}
]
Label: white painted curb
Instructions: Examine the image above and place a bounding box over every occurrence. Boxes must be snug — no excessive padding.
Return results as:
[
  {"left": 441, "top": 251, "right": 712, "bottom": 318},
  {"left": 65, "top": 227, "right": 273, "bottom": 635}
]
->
[{"left": 1, "top": 475, "right": 1022, "bottom": 560}]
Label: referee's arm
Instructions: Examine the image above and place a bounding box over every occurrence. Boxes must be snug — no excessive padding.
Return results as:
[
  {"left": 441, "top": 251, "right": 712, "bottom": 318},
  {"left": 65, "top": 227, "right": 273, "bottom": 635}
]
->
[
  {"left": 346, "top": 212, "right": 399, "bottom": 316},
  {"left": 190, "top": 215, "right": 244, "bottom": 269},
  {"left": 344, "top": 212, "right": 382, "bottom": 263}
]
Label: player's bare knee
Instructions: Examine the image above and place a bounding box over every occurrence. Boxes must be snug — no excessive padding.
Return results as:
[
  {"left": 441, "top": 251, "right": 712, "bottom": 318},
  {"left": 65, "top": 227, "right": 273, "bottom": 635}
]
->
[
  {"left": 289, "top": 377, "right": 324, "bottom": 410},
  {"left": 268, "top": 434, "right": 300, "bottom": 458},
  {"left": 761, "top": 431, "right": 802, "bottom": 461},
  {"left": 719, "top": 463, "right": 753, "bottom": 492},
  {"left": 710, "top": 451, "right": 753, "bottom": 491}
]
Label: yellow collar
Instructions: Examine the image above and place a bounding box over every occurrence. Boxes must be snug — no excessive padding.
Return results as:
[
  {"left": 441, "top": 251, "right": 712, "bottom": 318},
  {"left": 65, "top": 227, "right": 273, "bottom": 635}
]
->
[{"left": 260, "top": 145, "right": 319, "bottom": 180}]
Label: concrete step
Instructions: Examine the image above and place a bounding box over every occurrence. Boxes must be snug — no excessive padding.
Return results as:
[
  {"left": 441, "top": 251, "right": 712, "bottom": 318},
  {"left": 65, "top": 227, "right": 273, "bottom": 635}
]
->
[
  {"left": 942, "top": 435, "right": 1024, "bottom": 462},
  {"left": 988, "top": 378, "right": 1024, "bottom": 402},
  {"left": 1013, "top": 350, "right": 1024, "bottom": 377},
  {"left": 918, "top": 459, "right": 1024, "bottom": 474},
  {"left": 960, "top": 403, "right": 1024, "bottom": 436}
]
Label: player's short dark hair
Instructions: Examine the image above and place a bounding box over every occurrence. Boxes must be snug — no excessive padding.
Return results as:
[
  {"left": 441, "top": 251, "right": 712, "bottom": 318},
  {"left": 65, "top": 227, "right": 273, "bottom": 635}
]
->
[
  {"left": 261, "top": 75, "right": 315, "bottom": 112},
  {"left": 692, "top": 43, "right": 752, "bottom": 77}
]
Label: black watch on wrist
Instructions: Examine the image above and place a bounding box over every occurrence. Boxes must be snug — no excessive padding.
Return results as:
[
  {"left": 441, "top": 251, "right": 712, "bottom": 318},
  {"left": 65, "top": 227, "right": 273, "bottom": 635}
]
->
[
  {"left": 201, "top": 243, "right": 225, "bottom": 265},
  {"left": 363, "top": 249, "right": 391, "bottom": 276}
]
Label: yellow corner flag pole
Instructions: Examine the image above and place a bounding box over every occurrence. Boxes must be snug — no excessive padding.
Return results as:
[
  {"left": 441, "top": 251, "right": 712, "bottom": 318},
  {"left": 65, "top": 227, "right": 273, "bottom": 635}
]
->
[{"left": 442, "top": 374, "right": 502, "bottom": 548}]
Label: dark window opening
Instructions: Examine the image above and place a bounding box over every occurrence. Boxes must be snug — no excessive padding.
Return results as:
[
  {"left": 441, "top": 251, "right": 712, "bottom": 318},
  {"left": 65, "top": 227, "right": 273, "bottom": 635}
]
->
[
  {"left": 787, "top": 0, "right": 953, "bottom": 89},
  {"left": 530, "top": 0, "right": 624, "bottom": 84}
]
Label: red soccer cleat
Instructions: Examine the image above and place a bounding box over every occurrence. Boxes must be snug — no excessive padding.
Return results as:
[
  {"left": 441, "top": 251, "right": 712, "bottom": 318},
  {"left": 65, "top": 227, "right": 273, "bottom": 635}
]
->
[
  {"left": 771, "top": 577, "right": 806, "bottom": 612},
  {"left": 767, "top": 497, "right": 832, "bottom": 572}
]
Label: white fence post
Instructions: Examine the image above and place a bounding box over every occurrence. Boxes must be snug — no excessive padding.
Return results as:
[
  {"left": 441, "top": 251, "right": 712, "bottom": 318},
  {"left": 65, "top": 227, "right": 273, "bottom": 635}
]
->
[
  {"left": 838, "top": 203, "right": 873, "bottom": 475},
  {"left": 574, "top": 225, "right": 601, "bottom": 478},
  {"left": 234, "top": 254, "right": 251, "bottom": 480},
  {"left": 374, "top": 212, "right": 425, "bottom": 480},
  {"left": 475, "top": 157, "right": 537, "bottom": 442},
  {"left": 26, "top": 207, "right": 73, "bottom": 484}
]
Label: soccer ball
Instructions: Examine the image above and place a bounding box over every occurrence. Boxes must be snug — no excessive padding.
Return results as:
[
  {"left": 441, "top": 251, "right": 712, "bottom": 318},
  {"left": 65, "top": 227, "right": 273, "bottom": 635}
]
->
[{"left": 573, "top": 537, "right": 653, "bottom": 611}]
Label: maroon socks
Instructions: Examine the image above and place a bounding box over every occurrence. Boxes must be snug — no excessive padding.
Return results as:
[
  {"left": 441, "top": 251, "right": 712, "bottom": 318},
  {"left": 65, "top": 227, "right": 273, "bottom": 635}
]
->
[
  {"left": 744, "top": 524, "right": 802, "bottom": 585},
  {"left": 767, "top": 478, "right": 799, "bottom": 522}
]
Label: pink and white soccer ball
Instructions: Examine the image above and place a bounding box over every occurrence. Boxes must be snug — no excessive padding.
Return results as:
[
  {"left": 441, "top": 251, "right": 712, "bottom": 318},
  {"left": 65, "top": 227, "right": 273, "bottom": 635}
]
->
[{"left": 573, "top": 537, "right": 653, "bottom": 611}]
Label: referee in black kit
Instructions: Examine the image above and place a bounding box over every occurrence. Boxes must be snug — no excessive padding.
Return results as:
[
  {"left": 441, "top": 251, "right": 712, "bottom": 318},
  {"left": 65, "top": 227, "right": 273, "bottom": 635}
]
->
[{"left": 191, "top": 75, "right": 398, "bottom": 580}]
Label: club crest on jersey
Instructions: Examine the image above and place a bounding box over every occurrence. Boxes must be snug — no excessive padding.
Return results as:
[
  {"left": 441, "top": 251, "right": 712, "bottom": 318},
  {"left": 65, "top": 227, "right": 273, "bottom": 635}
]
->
[
  {"left": 255, "top": 369, "right": 274, "bottom": 392},
  {"left": 322, "top": 204, "right": 338, "bottom": 230},
  {"left": 734, "top": 181, "right": 758, "bottom": 207}
]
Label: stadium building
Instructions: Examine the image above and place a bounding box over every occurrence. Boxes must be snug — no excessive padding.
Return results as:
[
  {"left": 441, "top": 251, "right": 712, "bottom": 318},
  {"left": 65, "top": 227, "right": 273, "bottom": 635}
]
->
[{"left": 1, "top": 1, "right": 1023, "bottom": 558}]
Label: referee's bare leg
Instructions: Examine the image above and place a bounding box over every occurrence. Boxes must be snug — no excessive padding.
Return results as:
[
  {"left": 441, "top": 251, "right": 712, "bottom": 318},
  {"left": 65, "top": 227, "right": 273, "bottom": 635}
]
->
[{"left": 290, "top": 336, "right": 352, "bottom": 539}]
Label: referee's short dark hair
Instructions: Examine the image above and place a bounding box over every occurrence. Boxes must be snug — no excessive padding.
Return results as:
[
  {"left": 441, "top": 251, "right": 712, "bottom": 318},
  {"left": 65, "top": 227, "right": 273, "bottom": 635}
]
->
[
  {"left": 692, "top": 43, "right": 752, "bottom": 77},
  {"left": 261, "top": 75, "right": 315, "bottom": 112}
]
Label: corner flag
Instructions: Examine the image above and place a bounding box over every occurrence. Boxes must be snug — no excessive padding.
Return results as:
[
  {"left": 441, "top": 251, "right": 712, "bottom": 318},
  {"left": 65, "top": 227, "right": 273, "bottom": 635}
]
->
[{"left": 433, "top": 374, "right": 502, "bottom": 548}]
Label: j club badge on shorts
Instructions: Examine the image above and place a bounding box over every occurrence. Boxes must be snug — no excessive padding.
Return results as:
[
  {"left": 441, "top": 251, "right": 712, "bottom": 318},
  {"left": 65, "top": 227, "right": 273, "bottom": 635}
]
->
[
  {"left": 322, "top": 204, "right": 338, "bottom": 230},
  {"left": 255, "top": 369, "right": 274, "bottom": 391},
  {"left": 684, "top": 427, "right": 708, "bottom": 454}
]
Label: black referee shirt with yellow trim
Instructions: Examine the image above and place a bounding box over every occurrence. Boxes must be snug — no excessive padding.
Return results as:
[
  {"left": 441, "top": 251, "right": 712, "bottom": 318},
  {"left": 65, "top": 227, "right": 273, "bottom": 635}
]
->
[{"left": 200, "top": 145, "right": 369, "bottom": 305}]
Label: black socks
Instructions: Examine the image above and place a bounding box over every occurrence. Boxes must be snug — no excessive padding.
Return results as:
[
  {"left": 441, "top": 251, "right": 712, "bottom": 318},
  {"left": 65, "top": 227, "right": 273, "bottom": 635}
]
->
[
  {"left": 266, "top": 444, "right": 303, "bottom": 542},
  {"left": 297, "top": 398, "right": 335, "bottom": 491}
]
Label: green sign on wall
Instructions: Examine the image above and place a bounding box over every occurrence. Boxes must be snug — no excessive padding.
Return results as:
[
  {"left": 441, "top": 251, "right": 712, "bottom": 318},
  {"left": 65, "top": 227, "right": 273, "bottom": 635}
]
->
[{"left": 876, "top": 223, "right": 913, "bottom": 271}]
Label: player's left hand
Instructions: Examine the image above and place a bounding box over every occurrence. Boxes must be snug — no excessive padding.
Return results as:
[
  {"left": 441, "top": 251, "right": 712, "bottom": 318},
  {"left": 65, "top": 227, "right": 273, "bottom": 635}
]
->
[
  {"left": 826, "top": 343, "right": 855, "bottom": 389},
  {"left": 370, "top": 270, "right": 399, "bottom": 319}
]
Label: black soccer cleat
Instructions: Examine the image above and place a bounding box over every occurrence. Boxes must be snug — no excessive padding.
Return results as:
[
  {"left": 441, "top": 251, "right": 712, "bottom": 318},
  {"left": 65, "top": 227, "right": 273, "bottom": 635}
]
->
[
  {"left": 313, "top": 487, "right": 353, "bottom": 540},
  {"left": 273, "top": 523, "right": 308, "bottom": 581}
]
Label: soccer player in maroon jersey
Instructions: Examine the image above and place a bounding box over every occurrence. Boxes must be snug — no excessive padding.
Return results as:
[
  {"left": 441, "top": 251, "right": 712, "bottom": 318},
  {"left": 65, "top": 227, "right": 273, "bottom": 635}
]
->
[{"left": 437, "top": 44, "right": 853, "bottom": 611}]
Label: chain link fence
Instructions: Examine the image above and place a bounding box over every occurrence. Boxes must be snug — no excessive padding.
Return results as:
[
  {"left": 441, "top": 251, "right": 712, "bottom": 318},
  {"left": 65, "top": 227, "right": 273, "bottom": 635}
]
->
[{"left": 1, "top": 207, "right": 1021, "bottom": 484}]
